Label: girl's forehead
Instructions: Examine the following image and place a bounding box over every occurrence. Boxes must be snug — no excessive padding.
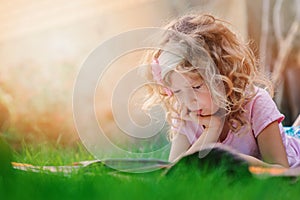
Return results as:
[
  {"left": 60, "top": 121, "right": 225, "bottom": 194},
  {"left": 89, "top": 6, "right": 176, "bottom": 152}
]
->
[
  {"left": 166, "top": 70, "right": 203, "bottom": 86},
  {"left": 171, "top": 70, "right": 202, "bottom": 79}
]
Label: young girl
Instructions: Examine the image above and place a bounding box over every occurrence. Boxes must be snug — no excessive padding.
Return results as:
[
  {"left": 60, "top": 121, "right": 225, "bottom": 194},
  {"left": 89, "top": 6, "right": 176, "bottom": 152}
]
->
[{"left": 143, "top": 14, "right": 300, "bottom": 168}]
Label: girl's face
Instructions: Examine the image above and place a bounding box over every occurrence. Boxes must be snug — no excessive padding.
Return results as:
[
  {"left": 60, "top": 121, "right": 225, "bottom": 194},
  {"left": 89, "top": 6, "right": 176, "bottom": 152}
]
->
[{"left": 167, "top": 71, "right": 219, "bottom": 117}]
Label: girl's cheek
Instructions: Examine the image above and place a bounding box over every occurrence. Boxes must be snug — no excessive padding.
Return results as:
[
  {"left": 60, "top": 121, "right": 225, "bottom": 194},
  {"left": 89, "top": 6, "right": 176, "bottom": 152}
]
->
[{"left": 197, "top": 93, "right": 210, "bottom": 104}]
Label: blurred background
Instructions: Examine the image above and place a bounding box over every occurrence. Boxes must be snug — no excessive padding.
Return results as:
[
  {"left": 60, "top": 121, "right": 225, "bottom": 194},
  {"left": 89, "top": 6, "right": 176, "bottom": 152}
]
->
[{"left": 0, "top": 0, "right": 299, "bottom": 149}]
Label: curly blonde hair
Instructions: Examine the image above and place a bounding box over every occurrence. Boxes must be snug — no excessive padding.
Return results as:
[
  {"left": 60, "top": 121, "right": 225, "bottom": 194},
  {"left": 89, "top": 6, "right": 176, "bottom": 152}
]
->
[{"left": 142, "top": 14, "right": 273, "bottom": 137}]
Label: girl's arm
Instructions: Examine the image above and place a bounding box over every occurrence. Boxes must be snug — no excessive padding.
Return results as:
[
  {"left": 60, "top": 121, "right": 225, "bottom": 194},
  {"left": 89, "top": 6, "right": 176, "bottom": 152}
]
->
[
  {"left": 293, "top": 114, "right": 300, "bottom": 126},
  {"left": 256, "top": 120, "right": 289, "bottom": 168},
  {"left": 237, "top": 153, "right": 285, "bottom": 168},
  {"left": 184, "top": 128, "right": 219, "bottom": 156},
  {"left": 168, "top": 132, "right": 191, "bottom": 162}
]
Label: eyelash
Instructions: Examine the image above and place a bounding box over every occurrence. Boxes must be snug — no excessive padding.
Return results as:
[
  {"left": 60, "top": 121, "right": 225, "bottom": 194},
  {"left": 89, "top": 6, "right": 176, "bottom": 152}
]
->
[
  {"left": 192, "top": 83, "right": 203, "bottom": 90},
  {"left": 173, "top": 84, "right": 204, "bottom": 93}
]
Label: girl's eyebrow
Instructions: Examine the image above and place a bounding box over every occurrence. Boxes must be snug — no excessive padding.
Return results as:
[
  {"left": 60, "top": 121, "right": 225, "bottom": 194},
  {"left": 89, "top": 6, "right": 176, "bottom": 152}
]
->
[
  {"left": 171, "top": 80, "right": 204, "bottom": 89},
  {"left": 189, "top": 80, "right": 204, "bottom": 86},
  {"left": 195, "top": 80, "right": 204, "bottom": 84}
]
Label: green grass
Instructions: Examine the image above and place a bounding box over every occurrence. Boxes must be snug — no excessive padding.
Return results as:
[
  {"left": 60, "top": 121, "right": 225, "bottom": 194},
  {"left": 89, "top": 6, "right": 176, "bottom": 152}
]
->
[{"left": 1, "top": 137, "right": 300, "bottom": 200}]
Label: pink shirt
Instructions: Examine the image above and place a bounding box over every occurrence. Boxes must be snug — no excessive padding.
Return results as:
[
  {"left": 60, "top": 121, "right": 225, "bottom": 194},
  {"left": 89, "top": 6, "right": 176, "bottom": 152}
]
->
[{"left": 172, "top": 87, "right": 300, "bottom": 168}]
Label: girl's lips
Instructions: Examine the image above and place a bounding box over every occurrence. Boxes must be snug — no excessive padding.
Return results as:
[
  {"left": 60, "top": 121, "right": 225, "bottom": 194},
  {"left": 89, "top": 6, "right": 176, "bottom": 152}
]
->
[
  {"left": 197, "top": 109, "right": 203, "bottom": 116},
  {"left": 187, "top": 109, "right": 203, "bottom": 116}
]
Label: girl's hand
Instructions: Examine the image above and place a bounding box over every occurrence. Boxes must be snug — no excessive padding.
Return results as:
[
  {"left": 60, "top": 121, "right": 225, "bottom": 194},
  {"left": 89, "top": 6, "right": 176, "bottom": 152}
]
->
[
  {"left": 179, "top": 105, "right": 193, "bottom": 122},
  {"left": 189, "top": 109, "right": 224, "bottom": 136},
  {"left": 184, "top": 110, "right": 225, "bottom": 156}
]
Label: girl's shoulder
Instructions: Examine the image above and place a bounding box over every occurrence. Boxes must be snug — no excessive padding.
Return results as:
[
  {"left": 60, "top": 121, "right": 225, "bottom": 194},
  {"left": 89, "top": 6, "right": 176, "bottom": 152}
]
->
[
  {"left": 245, "top": 86, "right": 274, "bottom": 109},
  {"left": 252, "top": 86, "right": 270, "bottom": 97},
  {"left": 244, "top": 86, "right": 285, "bottom": 137}
]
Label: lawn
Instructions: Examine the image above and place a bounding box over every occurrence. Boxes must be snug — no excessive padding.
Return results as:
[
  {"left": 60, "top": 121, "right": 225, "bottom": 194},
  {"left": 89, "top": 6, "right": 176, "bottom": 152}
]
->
[{"left": 1, "top": 136, "right": 300, "bottom": 200}]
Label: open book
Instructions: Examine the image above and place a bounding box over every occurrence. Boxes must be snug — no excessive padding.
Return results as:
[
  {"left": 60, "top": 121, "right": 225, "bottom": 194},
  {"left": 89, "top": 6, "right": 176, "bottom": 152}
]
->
[{"left": 12, "top": 144, "right": 300, "bottom": 177}]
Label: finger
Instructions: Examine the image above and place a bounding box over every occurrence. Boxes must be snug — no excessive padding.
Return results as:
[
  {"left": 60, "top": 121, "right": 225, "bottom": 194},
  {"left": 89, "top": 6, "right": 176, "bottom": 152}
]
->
[
  {"left": 179, "top": 106, "right": 192, "bottom": 121},
  {"left": 180, "top": 114, "right": 192, "bottom": 121}
]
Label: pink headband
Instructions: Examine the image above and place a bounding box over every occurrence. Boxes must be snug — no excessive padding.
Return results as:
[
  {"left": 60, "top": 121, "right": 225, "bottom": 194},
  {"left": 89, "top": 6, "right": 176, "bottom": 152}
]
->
[{"left": 151, "top": 59, "right": 173, "bottom": 96}]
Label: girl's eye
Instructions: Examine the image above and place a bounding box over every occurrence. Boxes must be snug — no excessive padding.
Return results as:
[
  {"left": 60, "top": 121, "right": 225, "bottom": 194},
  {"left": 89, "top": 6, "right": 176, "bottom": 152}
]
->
[
  {"left": 173, "top": 90, "right": 181, "bottom": 94},
  {"left": 192, "top": 84, "right": 203, "bottom": 90}
]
